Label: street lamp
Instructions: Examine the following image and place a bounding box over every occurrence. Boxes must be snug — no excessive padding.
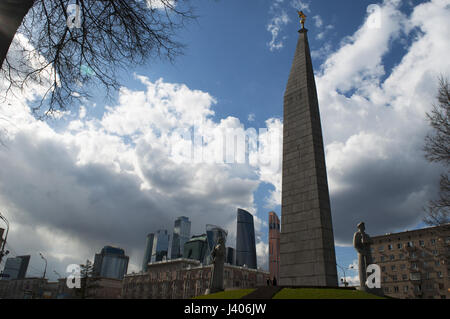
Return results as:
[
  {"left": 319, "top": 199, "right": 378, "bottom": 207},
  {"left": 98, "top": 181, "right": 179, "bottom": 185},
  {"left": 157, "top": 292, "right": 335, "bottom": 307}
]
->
[
  {"left": 336, "top": 263, "right": 349, "bottom": 287},
  {"left": 0, "top": 212, "right": 10, "bottom": 265}
]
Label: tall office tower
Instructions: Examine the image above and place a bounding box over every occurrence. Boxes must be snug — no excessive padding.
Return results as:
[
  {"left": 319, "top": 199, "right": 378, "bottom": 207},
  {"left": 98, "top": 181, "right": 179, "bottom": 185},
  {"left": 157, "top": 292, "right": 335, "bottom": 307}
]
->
[
  {"left": 142, "top": 233, "right": 154, "bottom": 272},
  {"left": 279, "top": 15, "right": 338, "bottom": 287},
  {"left": 1, "top": 255, "right": 30, "bottom": 280},
  {"left": 269, "top": 212, "right": 281, "bottom": 282},
  {"left": 151, "top": 229, "right": 170, "bottom": 263},
  {"left": 226, "top": 247, "right": 235, "bottom": 265},
  {"left": 93, "top": 246, "right": 129, "bottom": 280},
  {"left": 205, "top": 225, "right": 228, "bottom": 264},
  {"left": 235, "top": 208, "right": 257, "bottom": 269},
  {"left": 171, "top": 216, "right": 191, "bottom": 259},
  {"left": 183, "top": 234, "right": 209, "bottom": 263}
]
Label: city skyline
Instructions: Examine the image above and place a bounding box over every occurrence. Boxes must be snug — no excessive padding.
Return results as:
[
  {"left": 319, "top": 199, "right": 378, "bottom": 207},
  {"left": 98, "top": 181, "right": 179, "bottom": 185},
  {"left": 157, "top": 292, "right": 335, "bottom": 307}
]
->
[{"left": 0, "top": 0, "right": 449, "bottom": 285}]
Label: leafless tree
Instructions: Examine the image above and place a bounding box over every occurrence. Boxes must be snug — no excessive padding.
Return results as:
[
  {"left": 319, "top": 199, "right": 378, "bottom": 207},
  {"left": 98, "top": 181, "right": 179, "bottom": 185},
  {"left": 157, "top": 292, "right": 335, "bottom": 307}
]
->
[
  {"left": 423, "top": 76, "right": 450, "bottom": 226},
  {"left": 0, "top": 0, "right": 195, "bottom": 117}
]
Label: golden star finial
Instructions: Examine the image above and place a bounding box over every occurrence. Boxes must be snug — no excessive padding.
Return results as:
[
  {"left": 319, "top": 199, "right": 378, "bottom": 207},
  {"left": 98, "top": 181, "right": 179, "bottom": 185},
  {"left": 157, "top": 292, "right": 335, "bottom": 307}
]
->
[{"left": 298, "top": 10, "right": 307, "bottom": 29}]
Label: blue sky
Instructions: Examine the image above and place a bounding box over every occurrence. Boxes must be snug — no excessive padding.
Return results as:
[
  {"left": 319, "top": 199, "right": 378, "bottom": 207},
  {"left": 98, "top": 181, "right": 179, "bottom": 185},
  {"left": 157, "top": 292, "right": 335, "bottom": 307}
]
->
[{"left": 0, "top": 0, "right": 449, "bottom": 285}]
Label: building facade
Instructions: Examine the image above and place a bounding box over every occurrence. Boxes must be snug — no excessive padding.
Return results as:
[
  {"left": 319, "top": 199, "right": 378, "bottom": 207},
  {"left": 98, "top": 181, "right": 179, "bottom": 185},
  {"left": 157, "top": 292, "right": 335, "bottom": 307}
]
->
[
  {"left": 0, "top": 277, "right": 51, "bottom": 299},
  {"left": 236, "top": 209, "right": 257, "bottom": 269},
  {"left": 1, "top": 255, "right": 30, "bottom": 280},
  {"left": 171, "top": 216, "right": 191, "bottom": 259},
  {"left": 269, "top": 212, "right": 280, "bottom": 282},
  {"left": 121, "top": 259, "right": 269, "bottom": 299},
  {"left": 371, "top": 224, "right": 450, "bottom": 299},
  {"left": 94, "top": 246, "right": 129, "bottom": 280}
]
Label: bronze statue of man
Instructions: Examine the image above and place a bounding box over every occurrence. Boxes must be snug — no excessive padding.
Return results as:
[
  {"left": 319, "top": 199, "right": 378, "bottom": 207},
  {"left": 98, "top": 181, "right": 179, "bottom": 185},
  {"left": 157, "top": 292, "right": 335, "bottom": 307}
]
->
[
  {"left": 209, "top": 235, "right": 226, "bottom": 293},
  {"left": 353, "top": 222, "right": 373, "bottom": 289}
]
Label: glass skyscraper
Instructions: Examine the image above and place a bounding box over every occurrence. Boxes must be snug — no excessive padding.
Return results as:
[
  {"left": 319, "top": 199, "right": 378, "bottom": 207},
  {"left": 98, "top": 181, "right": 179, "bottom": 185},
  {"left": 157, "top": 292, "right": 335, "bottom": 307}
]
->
[
  {"left": 93, "top": 246, "right": 129, "bottom": 280},
  {"left": 151, "top": 229, "right": 170, "bottom": 263},
  {"left": 205, "top": 224, "right": 228, "bottom": 264},
  {"left": 142, "top": 233, "right": 154, "bottom": 272},
  {"left": 171, "top": 216, "right": 191, "bottom": 259},
  {"left": 236, "top": 208, "right": 257, "bottom": 269},
  {"left": 1, "top": 255, "right": 30, "bottom": 280},
  {"left": 183, "top": 234, "right": 208, "bottom": 263}
]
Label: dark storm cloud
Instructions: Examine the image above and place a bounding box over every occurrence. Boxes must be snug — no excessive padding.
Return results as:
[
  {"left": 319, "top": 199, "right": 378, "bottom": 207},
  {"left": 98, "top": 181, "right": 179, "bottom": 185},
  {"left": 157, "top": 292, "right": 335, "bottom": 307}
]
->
[
  {"left": 330, "top": 145, "right": 442, "bottom": 245},
  {"left": 0, "top": 130, "right": 258, "bottom": 273}
]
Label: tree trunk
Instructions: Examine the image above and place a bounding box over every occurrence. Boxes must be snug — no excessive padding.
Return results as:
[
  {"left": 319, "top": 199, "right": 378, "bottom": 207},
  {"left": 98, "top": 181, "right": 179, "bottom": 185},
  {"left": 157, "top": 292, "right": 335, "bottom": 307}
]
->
[{"left": 0, "top": 0, "right": 35, "bottom": 68}]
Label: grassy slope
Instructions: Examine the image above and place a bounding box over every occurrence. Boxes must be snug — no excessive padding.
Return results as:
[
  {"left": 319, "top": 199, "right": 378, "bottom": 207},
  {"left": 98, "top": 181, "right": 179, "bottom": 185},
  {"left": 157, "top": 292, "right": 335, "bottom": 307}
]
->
[
  {"left": 274, "top": 288, "right": 385, "bottom": 299},
  {"left": 197, "top": 288, "right": 385, "bottom": 299}
]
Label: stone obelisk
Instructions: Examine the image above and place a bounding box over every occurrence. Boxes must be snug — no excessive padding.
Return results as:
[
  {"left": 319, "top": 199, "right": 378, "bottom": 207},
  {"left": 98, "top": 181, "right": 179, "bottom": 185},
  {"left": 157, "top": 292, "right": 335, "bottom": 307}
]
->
[{"left": 279, "top": 11, "right": 338, "bottom": 287}]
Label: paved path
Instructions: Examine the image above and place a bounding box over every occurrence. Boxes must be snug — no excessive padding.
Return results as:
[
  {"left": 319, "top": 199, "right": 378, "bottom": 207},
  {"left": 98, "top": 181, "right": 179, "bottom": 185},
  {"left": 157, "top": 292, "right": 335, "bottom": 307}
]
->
[{"left": 241, "top": 286, "right": 283, "bottom": 299}]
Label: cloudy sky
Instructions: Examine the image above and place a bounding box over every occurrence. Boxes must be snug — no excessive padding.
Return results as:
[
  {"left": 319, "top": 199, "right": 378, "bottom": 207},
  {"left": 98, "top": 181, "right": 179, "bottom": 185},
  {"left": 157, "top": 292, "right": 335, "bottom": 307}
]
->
[{"left": 0, "top": 0, "right": 449, "bottom": 284}]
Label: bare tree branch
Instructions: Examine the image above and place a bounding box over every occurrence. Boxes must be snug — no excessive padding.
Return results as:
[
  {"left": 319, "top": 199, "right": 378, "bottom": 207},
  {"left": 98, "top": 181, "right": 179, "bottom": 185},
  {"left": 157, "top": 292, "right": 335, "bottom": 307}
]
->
[
  {"left": 423, "top": 76, "right": 450, "bottom": 226},
  {"left": 0, "top": 0, "right": 196, "bottom": 118}
]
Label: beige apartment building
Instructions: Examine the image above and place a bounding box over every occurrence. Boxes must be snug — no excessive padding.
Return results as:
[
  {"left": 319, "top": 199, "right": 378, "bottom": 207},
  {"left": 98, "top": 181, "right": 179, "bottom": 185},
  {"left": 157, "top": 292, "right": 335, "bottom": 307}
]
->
[
  {"left": 371, "top": 224, "right": 450, "bottom": 299},
  {"left": 122, "top": 258, "right": 269, "bottom": 299}
]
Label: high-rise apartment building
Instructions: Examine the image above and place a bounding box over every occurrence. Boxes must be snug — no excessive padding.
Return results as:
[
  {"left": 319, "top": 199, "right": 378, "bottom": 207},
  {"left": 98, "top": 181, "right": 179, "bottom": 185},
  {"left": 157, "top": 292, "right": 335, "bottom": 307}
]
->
[
  {"left": 171, "top": 216, "right": 191, "bottom": 259},
  {"left": 236, "top": 208, "right": 257, "bottom": 269},
  {"left": 269, "top": 212, "right": 280, "bottom": 282},
  {"left": 371, "top": 224, "right": 450, "bottom": 299},
  {"left": 93, "top": 246, "right": 129, "bottom": 280}
]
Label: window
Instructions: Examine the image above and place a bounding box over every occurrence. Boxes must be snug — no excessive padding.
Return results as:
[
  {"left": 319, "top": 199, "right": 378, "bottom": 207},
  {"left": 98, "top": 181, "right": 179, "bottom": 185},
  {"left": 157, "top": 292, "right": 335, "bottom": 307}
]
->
[
  {"left": 402, "top": 274, "right": 407, "bottom": 280},
  {"left": 432, "top": 250, "right": 438, "bottom": 256},
  {"left": 435, "top": 260, "right": 440, "bottom": 266},
  {"left": 403, "top": 286, "right": 409, "bottom": 292},
  {"left": 391, "top": 265, "right": 396, "bottom": 271},
  {"left": 410, "top": 252, "right": 417, "bottom": 258},
  {"left": 381, "top": 266, "right": 386, "bottom": 272},
  {"left": 390, "top": 255, "right": 395, "bottom": 261},
  {"left": 394, "top": 286, "right": 399, "bottom": 293},
  {"left": 421, "top": 251, "right": 427, "bottom": 257},
  {"left": 379, "top": 246, "right": 384, "bottom": 252},
  {"left": 397, "top": 243, "right": 403, "bottom": 249},
  {"left": 410, "top": 273, "right": 421, "bottom": 281},
  {"left": 430, "top": 238, "right": 436, "bottom": 245},
  {"left": 393, "top": 275, "right": 398, "bottom": 281},
  {"left": 370, "top": 247, "right": 374, "bottom": 253},
  {"left": 437, "top": 271, "right": 443, "bottom": 278},
  {"left": 425, "top": 272, "right": 431, "bottom": 280},
  {"left": 388, "top": 244, "right": 393, "bottom": 250},
  {"left": 411, "top": 263, "right": 418, "bottom": 270},
  {"left": 407, "top": 241, "right": 414, "bottom": 248},
  {"left": 419, "top": 240, "right": 425, "bottom": 247},
  {"left": 380, "top": 256, "right": 385, "bottom": 262},
  {"left": 399, "top": 253, "right": 404, "bottom": 259},
  {"left": 383, "top": 276, "right": 388, "bottom": 283},
  {"left": 384, "top": 287, "right": 390, "bottom": 293},
  {"left": 414, "top": 285, "right": 421, "bottom": 293}
]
